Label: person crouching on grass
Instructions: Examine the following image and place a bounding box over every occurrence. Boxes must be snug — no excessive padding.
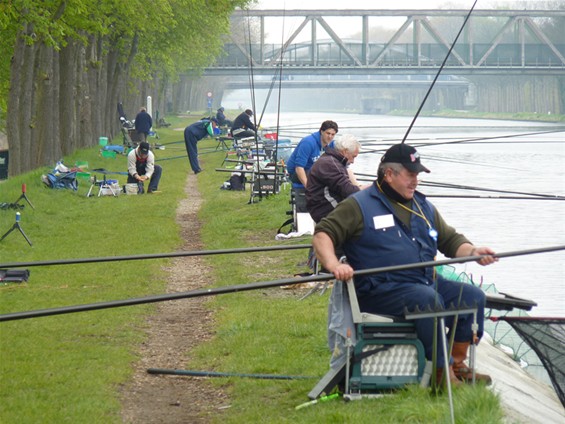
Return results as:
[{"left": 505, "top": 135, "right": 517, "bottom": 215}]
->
[{"left": 127, "top": 141, "right": 162, "bottom": 194}]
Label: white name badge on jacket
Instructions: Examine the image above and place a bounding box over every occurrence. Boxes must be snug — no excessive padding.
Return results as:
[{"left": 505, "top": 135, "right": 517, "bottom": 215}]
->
[{"left": 373, "top": 214, "right": 395, "bottom": 230}]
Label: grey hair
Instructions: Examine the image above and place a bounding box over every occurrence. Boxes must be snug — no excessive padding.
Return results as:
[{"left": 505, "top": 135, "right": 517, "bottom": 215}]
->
[
  {"left": 334, "top": 134, "right": 360, "bottom": 154},
  {"left": 377, "top": 162, "right": 404, "bottom": 180}
]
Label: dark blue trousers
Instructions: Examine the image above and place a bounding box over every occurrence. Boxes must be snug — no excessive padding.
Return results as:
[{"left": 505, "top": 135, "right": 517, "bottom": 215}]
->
[
  {"left": 357, "top": 275, "right": 485, "bottom": 366},
  {"left": 127, "top": 164, "right": 162, "bottom": 193},
  {"left": 184, "top": 133, "right": 201, "bottom": 173}
]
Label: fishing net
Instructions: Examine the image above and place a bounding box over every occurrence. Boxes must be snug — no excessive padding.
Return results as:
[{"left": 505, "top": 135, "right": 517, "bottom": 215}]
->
[
  {"left": 494, "top": 316, "right": 565, "bottom": 408},
  {"left": 436, "top": 264, "right": 564, "bottom": 408}
]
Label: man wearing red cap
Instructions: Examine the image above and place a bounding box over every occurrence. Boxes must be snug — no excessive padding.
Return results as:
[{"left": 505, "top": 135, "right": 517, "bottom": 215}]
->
[{"left": 313, "top": 143, "right": 497, "bottom": 386}]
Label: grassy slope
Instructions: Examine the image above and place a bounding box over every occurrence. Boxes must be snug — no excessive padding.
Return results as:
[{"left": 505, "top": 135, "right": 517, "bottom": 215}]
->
[{"left": 0, "top": 115, "right": 503, "bottom": 423}]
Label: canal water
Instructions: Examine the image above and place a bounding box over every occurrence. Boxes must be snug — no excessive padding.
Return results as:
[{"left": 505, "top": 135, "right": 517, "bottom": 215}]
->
[{"left": 257, "top": 112, "right": 565, "bottom": 317}]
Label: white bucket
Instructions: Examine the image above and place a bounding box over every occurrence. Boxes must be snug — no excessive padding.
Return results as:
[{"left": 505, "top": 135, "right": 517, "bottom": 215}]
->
[{"left": 125, "top": 183, "right": 139, "bottom": 195}]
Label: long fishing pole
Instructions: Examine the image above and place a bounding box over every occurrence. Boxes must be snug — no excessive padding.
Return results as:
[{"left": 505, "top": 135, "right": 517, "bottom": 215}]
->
[
  {"left": 362, "top": 129, "right": 565, "bottom": 153},
  {"left": 354, "top": 173, "right": 565, "bottom": 200},
  {"left": 2, "top": 244, "right": 563, "bottom": 322},
  {"left": 273, "top": 5, "right": 287, "bottom": 194},
  {"left": 401, "top": 0, "right": 477, "bottom": 144},
  {"left": 0, "top": 244, "right": 311, "bottom": 269},
  {"left": 420, "top": 180, "right": 565, "bottom": 200},
  {"left": 425, "top": 194, "right": 565, "bottom": 201},
  {"left": 243, "top": 10, "right": 265, "bottom": 203},
  {"left": 147, "top": 368, "right": 314, "bottom": 380}
]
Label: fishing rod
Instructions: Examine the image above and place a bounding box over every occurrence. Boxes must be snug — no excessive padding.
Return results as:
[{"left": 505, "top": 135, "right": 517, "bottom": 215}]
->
[
  {"left": 361, "top": 129, "right": 565, "bottom": 155},
  {"left": 0, "top": 244, "right": 311, "bottom": 269},
  {"left": 401, "top": 0, "right": 478, "bottom": 144},
  {"left": 423, "top": 194, "right": 565, "bottom": 201},
  {"left": 354, "top": 173, "right": 565, "bottom": 200},
  {"left": 147, "top": 368, "right": 314, "bottom": 380},
  {"left": 356, "top": 181, "right": 564, "bottom": 201},
  {"left": 420, "top": 180, "right": 565, "bottom": 200},
  {"left": 1, "top": 244, "right": 563, "bottom": 322},
  {"left": 359, "top": 129, "right": 565, "bottom": 149}
]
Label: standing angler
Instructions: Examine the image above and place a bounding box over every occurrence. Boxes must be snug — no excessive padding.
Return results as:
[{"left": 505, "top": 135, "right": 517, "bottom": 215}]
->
[
  {"left": 134, "top": 107, "right": 152, "bottom": 142},
  {"left": 183, "top": 118, "right": 218, "bottom": 174}
]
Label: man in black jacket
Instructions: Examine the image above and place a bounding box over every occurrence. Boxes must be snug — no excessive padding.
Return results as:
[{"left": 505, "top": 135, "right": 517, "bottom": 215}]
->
[
  {"left": 231, "top": 109, "right": 256, "bottom": 138},
  {"left": 134, "top": 107, "right": 152, "bottom": 142}
]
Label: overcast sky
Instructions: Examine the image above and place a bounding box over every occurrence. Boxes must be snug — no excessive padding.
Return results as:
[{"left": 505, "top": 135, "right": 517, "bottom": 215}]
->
[{"left": 254, "top": 0, "right": 549, "bottom": 9}]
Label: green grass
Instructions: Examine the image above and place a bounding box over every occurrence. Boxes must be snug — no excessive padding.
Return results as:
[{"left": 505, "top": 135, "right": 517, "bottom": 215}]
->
[{"left": 0, "top": 113, "right": 504, "bottom": 423}]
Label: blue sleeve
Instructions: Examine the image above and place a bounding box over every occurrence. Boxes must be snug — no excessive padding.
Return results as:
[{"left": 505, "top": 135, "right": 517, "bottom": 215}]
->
[{"left": 293, "top": 140, "right": 315, "bottom": 168}]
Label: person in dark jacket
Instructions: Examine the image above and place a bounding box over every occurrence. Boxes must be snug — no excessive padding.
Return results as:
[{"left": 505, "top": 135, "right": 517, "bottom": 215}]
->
[
  {"left": 216, "top": 107, "right": 232, "bottom": 127},
  {"left": 306, "top": 134, "right": 364, "bottom": 223},
  {"left": 183, "top": 118, "right": 218, "bottom": 174},
  {"left": 231, "top": 109, "right": 256, "bottom": 138},
  {"left": 313, "top": 143, "right": 497, "bottom": 386},
  {"left": 134, "top": 107, "right": 152, "bottom": 142}
]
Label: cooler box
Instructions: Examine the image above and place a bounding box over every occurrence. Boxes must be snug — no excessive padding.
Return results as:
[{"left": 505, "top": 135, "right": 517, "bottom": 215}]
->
[{"left": 350, "top": 322, "right": 426, "bottom": 392}]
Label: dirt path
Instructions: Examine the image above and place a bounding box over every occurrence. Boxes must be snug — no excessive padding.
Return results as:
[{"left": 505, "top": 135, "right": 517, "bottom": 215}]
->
[{"left": 120, "top": 172, "right": 227, "bottom": 423}]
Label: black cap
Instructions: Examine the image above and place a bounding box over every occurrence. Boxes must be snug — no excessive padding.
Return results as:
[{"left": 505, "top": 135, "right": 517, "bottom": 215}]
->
[
  {"left": 139, "top": 142, "right": 150, "bottom": 154},
  {"left": 381, "top": 143, "right": 430, "bottom": 173},
  {"left": 210, "top": 117, "right": 219, "bottom": 124},
  {"left": 245, "top": 109, "right": 253, "bottom": 116}
]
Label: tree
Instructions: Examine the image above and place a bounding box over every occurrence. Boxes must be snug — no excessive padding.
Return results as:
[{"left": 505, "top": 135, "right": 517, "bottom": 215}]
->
[{"left": 2, "top": 0, "right": 251, "bottom": 175}]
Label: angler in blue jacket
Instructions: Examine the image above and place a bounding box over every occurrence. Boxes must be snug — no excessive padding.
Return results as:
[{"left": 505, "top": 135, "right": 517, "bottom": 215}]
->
[
  {"left": 313, "top": 143, "right": 497, "bottom": 386},
  {"left": 286, "top": 120, "right": 338, "bottom": 212},
  {"left": 183, "top": 118, "right": 218, "bottom": 174}
]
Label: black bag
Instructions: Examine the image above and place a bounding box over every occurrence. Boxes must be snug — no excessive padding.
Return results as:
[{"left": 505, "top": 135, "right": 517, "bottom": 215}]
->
[{"left": 228, "top": 174, "right": 246, "bottom": 191}]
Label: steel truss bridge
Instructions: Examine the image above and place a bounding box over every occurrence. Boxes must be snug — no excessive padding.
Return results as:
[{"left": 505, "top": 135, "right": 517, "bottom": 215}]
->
[{"left": 204, "top": 9, "right": 565, "bottom": 77}]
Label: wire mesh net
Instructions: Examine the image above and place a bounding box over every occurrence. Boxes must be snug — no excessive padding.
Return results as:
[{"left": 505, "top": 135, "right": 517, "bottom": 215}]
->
[{"left": 436, "top": 264, "right": 564, "bottom": 408}]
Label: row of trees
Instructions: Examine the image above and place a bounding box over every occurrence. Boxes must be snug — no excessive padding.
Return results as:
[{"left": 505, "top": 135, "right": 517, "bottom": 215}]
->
[{"left": 1, "top": 0, "right": 252, "bottom": 176}]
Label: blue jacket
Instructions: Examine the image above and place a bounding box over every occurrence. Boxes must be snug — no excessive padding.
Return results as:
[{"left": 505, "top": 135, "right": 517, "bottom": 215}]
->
[
  {"left": 287, "top": 131, "right": 329, "bottom": 188},
  {"left": 184, "top": 120, "right": 210, "bottom": 142},
  {"left": 343, "top": 184, "right": 437, "bottom": 294}
]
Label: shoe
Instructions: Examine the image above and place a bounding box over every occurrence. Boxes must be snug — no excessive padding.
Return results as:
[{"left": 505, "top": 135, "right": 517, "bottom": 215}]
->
[
  {"left": 194, "top": 169, "right": 203, "bottom": 174},
  {"left": 435, "top": 365, "right": 463, "bottom": 389},
  {"left": 452, "top": 341, "right": 492, "bottom": 385},
  {"left": 147, "top": 190, "right": 161, "bottom": 194}
]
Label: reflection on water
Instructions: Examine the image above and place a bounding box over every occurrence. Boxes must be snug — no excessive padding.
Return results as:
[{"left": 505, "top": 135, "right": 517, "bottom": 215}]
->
[{"left": 261, "top": 112, "right": 565, "bottom": 316}]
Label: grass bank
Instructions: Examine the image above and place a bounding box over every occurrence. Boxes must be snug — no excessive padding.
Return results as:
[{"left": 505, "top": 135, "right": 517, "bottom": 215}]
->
[{"left": 0, "top": 115, "right": 503, "bottom": 423}]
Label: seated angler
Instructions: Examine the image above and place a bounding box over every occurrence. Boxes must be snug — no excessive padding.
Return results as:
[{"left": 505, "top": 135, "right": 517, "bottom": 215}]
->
[
  {"left": 313, "top": 143, "right": 497, "bottom": 386},
  {"left": 231, "top": 109, "right": 256, "bottom": 139}
]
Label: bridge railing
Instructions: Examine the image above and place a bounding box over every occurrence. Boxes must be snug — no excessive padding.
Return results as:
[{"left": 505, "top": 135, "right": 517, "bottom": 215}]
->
[{"left": 213, "top": 42, "right": 565, "bottom": 69}]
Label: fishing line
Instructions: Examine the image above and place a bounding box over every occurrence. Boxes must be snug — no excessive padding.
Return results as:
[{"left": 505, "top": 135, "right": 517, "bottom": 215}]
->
[
  {"left": 361, "top": 129, "right": 565, "bottom": 154},
  {"left": 401, "top": 0, "right": 478, "bottom": 144},
  {"left": 2, "top": 245, "right": 564, "bottom": 322},
  {"left": 354, "top": 172, "right": 565, "bottom": 199},
  {"left": 358, "top": 129, "right": 565, "bottom": 148}
]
